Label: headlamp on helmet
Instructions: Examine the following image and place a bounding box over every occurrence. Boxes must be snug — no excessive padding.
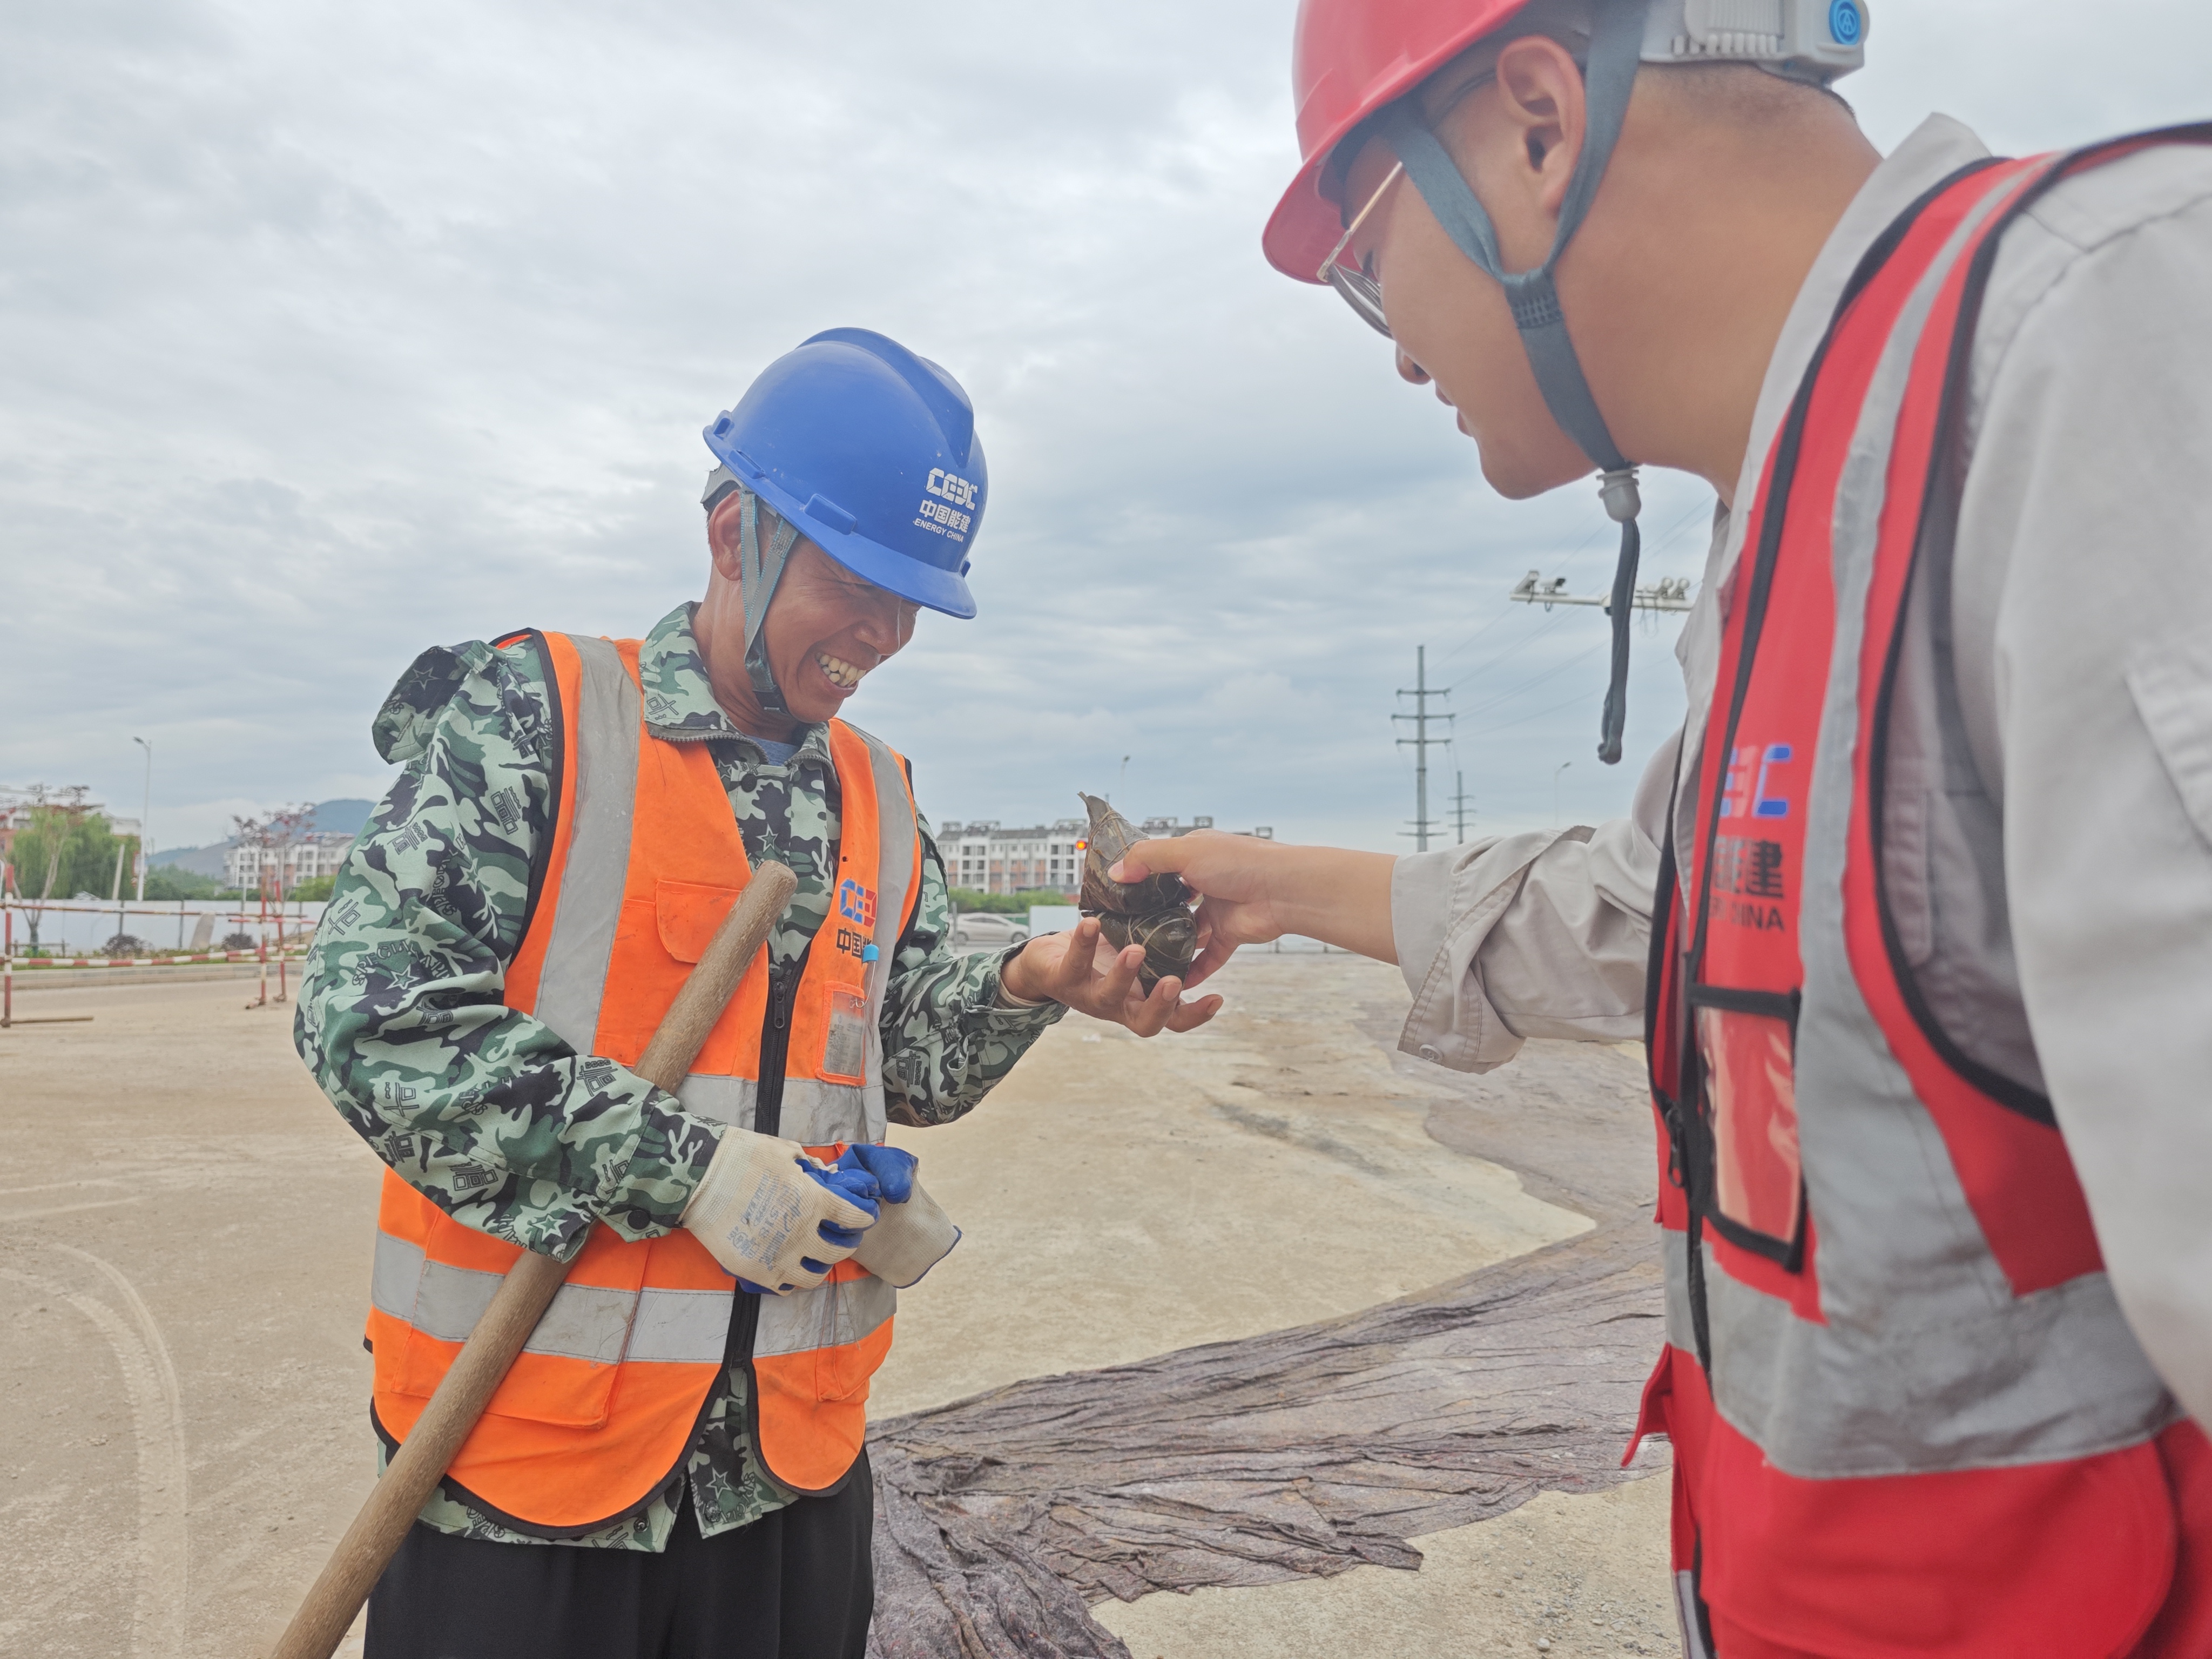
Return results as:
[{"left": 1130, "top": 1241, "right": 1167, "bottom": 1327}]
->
[{"left": 1640, "top": 0, "right": 1866, "bottom": 84}]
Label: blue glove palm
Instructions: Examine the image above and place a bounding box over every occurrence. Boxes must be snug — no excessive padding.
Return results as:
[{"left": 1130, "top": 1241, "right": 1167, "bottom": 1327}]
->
[
  {"left": 737, "top": 1158, "right": 882, "bottom": 1294},
  {"left": 837, "top": 1142, "right": 918, "bottom": 1205},
  {"left": 810, "top": 1162, "right": 882, "bottom": 1249}
]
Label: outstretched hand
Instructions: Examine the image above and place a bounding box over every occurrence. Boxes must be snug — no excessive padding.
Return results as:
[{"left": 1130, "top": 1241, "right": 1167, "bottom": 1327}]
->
[
  {"left": 1109, "top": 830, "right": 1291, "bottom": 986},
  {"left": 1111, "top": 831, "right": 1399, "bottom": 983},
  {"left": 999, "top": 915, "right": 1222, "bottom": 1035}
]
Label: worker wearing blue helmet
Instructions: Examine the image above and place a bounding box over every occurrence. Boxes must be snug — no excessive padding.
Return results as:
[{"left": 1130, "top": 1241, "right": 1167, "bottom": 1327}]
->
[{"left": 301, "top": 327, "right": 1219, "bottom": 1659}]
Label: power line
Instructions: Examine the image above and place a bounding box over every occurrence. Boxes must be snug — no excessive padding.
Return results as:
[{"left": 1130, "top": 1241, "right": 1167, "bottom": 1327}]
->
[
  {"left": 1552, "top": 495, "right": 1713, "bottom": 583},
  {"left": 1456, "top": 638, "right": 1610, "bottom": 722},
  {"left": 1436, "top": 604, "right": 1518, "bottom": 666},
  {"left": 1392, "top": 645, "right": 1452, "bottom": 851},
  {"left": 1637, "top": 496, "right": 1719, "bottom": 559},
  {"left": 1480, "top": 682, "right": 1605, "bottom": 736},
  {"left": 1465, "top": 502, "right": 1706, "bottom": 745},
  {"left": 1448, "top": 608, "right": 1570, "bottom": 692},
  {"left": 1439, "top": 497, "right": 1712, "bottom": 672}
]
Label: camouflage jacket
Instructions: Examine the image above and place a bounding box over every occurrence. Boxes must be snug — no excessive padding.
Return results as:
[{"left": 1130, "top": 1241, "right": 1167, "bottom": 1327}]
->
[{"left": 297, "top": 602, "right": 1060, "bottom": 1549}]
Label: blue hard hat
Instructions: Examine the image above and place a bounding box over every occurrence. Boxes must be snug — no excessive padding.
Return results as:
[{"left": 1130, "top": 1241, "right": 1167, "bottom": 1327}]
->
[{"left": 704, "top": 327, "right": 984, "bottom": 619}]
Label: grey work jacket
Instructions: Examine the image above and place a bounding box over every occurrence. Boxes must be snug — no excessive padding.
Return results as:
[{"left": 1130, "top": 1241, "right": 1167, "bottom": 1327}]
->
[{"left": 1390, "top": 114, "right": 2212, "bottom": 1428}]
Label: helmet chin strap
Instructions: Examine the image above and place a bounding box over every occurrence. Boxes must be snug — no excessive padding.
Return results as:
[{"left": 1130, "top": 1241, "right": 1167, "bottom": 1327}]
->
[
  {"left": 705, "top": 464, "right": 802, "bottom": 719},
  {"left": 1374, "top": 0, "right": 1649, "bottom": 764},
  {"left": 737, "top": 488, "right": 802, "bottom": 718}
]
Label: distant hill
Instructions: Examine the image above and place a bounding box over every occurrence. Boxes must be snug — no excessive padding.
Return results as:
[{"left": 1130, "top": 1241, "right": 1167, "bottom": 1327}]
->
[
  {"left": 307, "top": 799, "right": 374, "bottom": 836},
  {"left": 151, "top": 797, "right": 376, "bottom": 874},
  {"left": 151, "top": 843, "right": 230, "bottom": 876}
]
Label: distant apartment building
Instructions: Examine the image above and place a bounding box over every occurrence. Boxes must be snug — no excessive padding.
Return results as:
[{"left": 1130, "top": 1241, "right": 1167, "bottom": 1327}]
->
[
  {"left": 225, "top": 832, "right": 354, "bottom": 892},
  {"left": 939, "top": 819, "right": 1085, "bottom": 895},
  {"left": 938, "top": 814, "right": 1272, "bottom": 896}
]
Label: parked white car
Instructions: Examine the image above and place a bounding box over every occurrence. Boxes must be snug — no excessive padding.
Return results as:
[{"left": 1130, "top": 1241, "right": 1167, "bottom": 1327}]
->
[{"left": 951, "top": 912, "right": 1028, "bottom": 949}]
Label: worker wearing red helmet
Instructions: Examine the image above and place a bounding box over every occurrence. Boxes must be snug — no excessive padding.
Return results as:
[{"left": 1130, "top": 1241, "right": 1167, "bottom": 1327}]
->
[{"left": 1120, "top": 2, "right": 2212, "bottom": 1653}]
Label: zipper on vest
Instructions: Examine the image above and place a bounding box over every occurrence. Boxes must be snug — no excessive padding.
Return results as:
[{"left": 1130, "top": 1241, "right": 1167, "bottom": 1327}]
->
[
  {"left": 753, "top": 943, "right": 811, "bottom": 1141},
  {"left": 732, "top": 943, "right": 811, "bottom": 1386}
]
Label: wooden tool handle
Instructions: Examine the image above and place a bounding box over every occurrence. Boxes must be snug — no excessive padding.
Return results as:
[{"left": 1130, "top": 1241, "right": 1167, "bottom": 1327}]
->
[
  {"left": 273, "top": 861, "right": 798, "bottom": 1659},
  {"left": 634, "top": 861, "right": 798, "bottom": 1094}
]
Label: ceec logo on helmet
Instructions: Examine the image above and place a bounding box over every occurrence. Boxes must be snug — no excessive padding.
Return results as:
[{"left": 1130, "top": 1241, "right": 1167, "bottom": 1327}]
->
[
  {"left": 914, "top": 469, "right": 977, "bottom": 543},
  {"left": 926, "top": 469, "right": 977, "bottom": 508}
]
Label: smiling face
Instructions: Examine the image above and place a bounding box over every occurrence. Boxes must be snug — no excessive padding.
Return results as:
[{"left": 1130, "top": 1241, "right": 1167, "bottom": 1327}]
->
[{"left": 697, "top": 494, "right": 921, "bottom": 736}]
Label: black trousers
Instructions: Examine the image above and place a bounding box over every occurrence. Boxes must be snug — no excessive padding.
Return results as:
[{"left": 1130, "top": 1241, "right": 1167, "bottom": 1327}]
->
[{"left": 363, "top": 1453, "right": 874, "bottom": 1659}]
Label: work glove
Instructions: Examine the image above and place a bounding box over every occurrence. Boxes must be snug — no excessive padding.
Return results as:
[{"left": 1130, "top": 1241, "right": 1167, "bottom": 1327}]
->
[
  {"left": 840, "top": 1144, "right": 962, "bottom": 1289},
  {"left": 682, "top": 1129, "right": 880, "bottom": 1295}
]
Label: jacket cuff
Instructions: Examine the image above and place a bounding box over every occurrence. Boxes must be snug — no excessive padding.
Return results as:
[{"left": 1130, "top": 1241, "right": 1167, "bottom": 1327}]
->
[{"left": 1391, "top": 829, "right": 1579, "bottom": 1074}]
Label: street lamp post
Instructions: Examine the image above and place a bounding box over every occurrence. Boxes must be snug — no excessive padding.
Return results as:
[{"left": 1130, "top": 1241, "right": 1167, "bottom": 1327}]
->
[
  {"left": 1553, "top": 760, "right": 1573, "bottom": 829},
  {"left": 132, "top": 737, "right": 153, "bottom": 903}
]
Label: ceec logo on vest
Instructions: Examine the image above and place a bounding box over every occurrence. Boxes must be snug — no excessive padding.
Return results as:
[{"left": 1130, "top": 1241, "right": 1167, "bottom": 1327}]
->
[
  {"left": 1721, "top": 742, "right": 1793, "bottom": 820},
  {"left": 838, "top": 879, "right": 876, "bottom": 927},
  {"left": 835, "top": 878, "right": 878, "bottom": 960}
]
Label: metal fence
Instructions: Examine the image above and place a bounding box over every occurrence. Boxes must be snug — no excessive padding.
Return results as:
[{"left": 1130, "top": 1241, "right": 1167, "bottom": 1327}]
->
[{"left": 2, "top": 897, "right": 327, "bottom": 959}]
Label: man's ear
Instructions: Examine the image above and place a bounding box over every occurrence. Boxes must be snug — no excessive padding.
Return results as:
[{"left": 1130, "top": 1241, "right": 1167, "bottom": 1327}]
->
[
  {"left": 706, "top": 493, "right": 746, "bottom": 582},
  {"left": 1491, "top": 34, "right": 1587, "bottom": 221}
]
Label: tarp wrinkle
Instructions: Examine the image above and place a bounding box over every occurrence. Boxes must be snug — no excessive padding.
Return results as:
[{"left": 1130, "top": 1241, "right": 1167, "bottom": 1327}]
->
[{"left": 864, "top": 1034, "right": 1663, "bottom": 1658}]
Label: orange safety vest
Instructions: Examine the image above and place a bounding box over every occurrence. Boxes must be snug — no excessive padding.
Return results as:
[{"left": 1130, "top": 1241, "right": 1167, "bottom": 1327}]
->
[
  {"left": 1638, "top": 130, "right": 2212, "bottom": 1657},
  {"left": 364, "top": 630, "right": 923, "bottom": 1535}
]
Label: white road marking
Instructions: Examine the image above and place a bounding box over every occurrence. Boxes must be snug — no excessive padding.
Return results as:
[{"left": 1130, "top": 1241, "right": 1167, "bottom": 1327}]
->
[
  {"left": 2, "top": 1247, "right": 190, "bottom": 1658},
  {"left": 0, "top": 1197, "right": 143, "bottom": 1223}
]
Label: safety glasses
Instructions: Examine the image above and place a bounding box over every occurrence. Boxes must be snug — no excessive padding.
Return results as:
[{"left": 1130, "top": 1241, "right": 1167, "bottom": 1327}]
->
[
  {"left": 1315, "top": 159, "right": 1404, "bottom": 338},
  {"left": 1317, "top": 69, "right": 1502, "bottom": 340}
]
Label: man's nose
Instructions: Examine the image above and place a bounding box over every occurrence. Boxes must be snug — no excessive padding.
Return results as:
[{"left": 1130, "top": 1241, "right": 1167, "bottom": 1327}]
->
[
  {"left": 851, "top": 593, "right": 914, "bottom": 657},
  {"left": 1396, "top": 349, "right": 1432, "bottom": 386}
]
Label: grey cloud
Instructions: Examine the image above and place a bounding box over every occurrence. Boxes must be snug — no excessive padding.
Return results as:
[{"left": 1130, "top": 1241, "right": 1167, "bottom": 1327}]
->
[{"left": 5, "top": 0, "right": 2208, "bottom": 853}]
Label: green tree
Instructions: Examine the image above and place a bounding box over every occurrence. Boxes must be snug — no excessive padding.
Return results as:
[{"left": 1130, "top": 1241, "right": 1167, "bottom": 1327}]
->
[
  {"left": 287, "top": 874, "right": 336, "bottom": 902},
  {"left": 947, "top": 886, "right": 1074, "bottom": 916},
  {"left": 144, "top": 865, "right": 226, "bottom": 901},
  {"left": 9, "top": 805, "right": 134, "bottom": 952}
]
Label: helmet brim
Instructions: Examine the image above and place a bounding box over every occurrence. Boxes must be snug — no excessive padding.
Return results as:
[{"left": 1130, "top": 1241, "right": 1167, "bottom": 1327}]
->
[
  {"left": 743, "top": 470, "right": 978, "bottom": 620},
  {"left": 1263, "top": 153, "right": 1345, "bottom": 285},
  {"left": 1262, "top": 0, "right": 1540, "bottom": 283},
  {"left": 752, "top": 480, "right": 977, "bottom": 624},
  {"left": 814, "top": 527, "right": 977, "bottom": 620}
]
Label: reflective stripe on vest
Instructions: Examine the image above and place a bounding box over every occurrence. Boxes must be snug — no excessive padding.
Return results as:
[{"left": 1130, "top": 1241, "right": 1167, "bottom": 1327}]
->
[
  {"left": 369, "top": 1228, "right": 895, "bottom": 1365},
  {"left": 372, "top": 1230, "right": 729, "bottom": 1364},
  {"left": 1642, "top": 129, "right": 2212, "bottom": 1654},
  {"left": 366, "top": 627, "right": 922, "bottom": 1532},
  {"left": 533, "top": 635, "right": 642, "bottom": 1052}
]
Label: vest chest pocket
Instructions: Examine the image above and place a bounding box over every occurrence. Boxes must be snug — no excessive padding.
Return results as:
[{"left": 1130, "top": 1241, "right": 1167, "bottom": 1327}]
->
[
  {"left": 1689, "top": 984, "right": 1806, "bottom": 1267},
  {"left": 820, "top": 986, "right": 868, "bottom": 1085}
]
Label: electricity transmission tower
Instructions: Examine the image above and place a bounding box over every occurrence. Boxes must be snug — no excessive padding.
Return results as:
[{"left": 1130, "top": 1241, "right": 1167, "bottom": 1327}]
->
[
  {"left": 1451, "top": 769, "right": 1475, "bottom": 845},
  {"left": 1393, "top": 646, "right": 1452, "bottom": 851}
]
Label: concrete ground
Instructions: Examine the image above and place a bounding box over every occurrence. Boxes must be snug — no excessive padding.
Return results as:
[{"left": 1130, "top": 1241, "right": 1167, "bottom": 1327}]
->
[
  {"left": 1096, "top": 1480, "right": 1676, "bottom": 1659},
  {"left": 1, "top": 975, "right": 383, "bottom": 1659},
  {"left": 0, "top": 953, "right": 1670, "bottom": 1658},
  {"left": 871, "top": 950, "right": 1588, "bottom": 1417}
]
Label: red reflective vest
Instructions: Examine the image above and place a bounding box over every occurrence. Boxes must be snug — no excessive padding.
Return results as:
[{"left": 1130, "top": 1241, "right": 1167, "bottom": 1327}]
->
[
  {"left": 1640, "top": 131, "right": 2212, "bottom": 1657},
  {"left": 365, "top": 630, "right": 922, "bottom": 1535}
]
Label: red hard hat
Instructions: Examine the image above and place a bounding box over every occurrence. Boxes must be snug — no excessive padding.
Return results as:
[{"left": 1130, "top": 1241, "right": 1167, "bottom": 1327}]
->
[{"left": 1262, "top": 0, "right": 1538, "bottom": 282}]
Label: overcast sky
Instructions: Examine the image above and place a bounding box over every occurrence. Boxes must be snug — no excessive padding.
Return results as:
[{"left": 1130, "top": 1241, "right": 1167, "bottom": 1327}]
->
[{"left": 5, "top": 0, "right": 2208, "bottom": 854}]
